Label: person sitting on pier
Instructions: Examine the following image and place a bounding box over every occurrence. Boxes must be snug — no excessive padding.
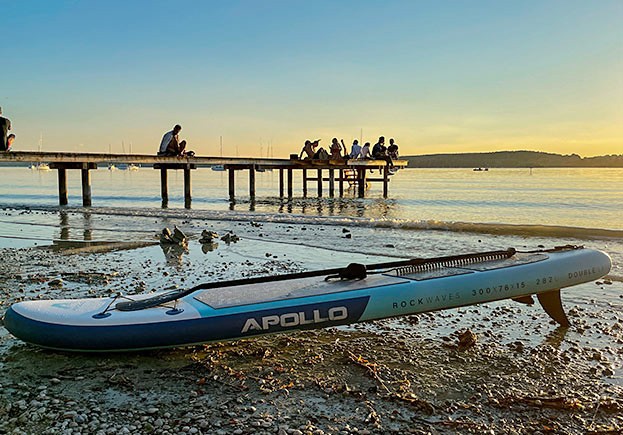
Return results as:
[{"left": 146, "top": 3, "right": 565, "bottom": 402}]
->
[
  {"left": 299, "top": 139, "right": 320, "bottom": 160},
  {"left": 6, "top": 134, "right": 15, "bottom": 151},
  {"left": 349, "top": 139, "right": 362, "bottom": 159},
  {"left": 372, "top": 136, "right": 393, "bottom": 166},
  {"left": 360, "top": 142, "right": 372, "bottom": 159},
  {"left": 330, "top": 138, "right": 348, "bottom": 160},
  {"left": 387, "top": 138, "right": 399, "bottom": 160},
  {"left": 372, "top": 136, "right": 393, "bottom": 173},
  {"left": 0, "top": 106, "right": 11, "bottom": 152},
  {"left": 158, "top": 124, "right": 187, "bottom": 156}
]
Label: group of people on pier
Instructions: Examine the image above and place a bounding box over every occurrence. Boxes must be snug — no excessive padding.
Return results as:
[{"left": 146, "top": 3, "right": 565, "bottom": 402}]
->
[
  {"left": 156, "top": 123, "right": 400, "bottom": 166},
  {"left": 299, "top": 136, "right": 399, "bottom": 165}
]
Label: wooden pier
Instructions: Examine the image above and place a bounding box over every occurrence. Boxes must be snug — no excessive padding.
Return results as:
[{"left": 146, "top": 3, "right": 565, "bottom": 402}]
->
[{"left": 0, "top": 152, "right": 408, "bottom": 207}]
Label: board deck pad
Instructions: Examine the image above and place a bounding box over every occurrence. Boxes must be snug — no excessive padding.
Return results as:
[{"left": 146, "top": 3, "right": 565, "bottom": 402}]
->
[
  {"left": 194, "top": 253, "right": 549, "bottom": 309},
  {"left": 194, "top": 273, "right": 410, "bottom": 309},
  {"left": 459, "top": 252, "right": 547, "bottom": 271},
  {"left": 391, "top": 267, "right": 474, "bottom": 281}
]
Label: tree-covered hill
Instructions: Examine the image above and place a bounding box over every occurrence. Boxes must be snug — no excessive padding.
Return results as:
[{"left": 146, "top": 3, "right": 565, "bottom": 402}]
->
[{"left": 402, "top": 151, "right": 623, "bottom": 168}]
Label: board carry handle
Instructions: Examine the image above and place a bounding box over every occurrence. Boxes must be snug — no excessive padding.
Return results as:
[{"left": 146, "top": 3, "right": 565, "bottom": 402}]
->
[{"left": 115, "top": 248, "right": 518, "bottom": 312}]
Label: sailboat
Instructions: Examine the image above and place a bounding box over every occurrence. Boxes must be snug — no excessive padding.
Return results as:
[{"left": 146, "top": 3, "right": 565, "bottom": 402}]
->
[
  {"left": 107, "top": 144, "right": 117, "bottom": 171},
  {"left": 263, "top": 139, "right": 274, "bottom": 172},
  {"left": 127, "top": 142, "right": 140, "bottom": 171},
  {"left": 115, "top": 141, "right": 128, "bottom": 170},
  {"left": 30, "top": 134, "right": 50, "bottom": 171},
  {"left": 256, "top": 139, "right": 266, "bottom": 172},
  {"left": 211, "top": 136, "right": 225, "bottom": 171}
]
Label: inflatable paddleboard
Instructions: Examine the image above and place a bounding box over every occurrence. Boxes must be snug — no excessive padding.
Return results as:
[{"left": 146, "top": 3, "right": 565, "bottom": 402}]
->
[{"left": 3, "top": 246, "right": 611, "bottom": 352}]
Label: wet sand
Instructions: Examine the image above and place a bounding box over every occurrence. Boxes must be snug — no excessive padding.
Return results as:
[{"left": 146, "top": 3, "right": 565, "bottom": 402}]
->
[{"left": 0, "top": 213, "right": 622, "bottom": 434}]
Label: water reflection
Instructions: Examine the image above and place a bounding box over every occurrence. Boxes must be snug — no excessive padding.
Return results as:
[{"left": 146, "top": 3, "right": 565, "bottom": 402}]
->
[
  {"left": 227, "top": 196, "right": 398, "bottom": 219},
  {"left": 160, "top": 244, "right": 188, "bottom": 268},
  {"left": 201, "top": 242, "right": 218, "bottom": 254},
  {"left": 83, "top": 211, "right": 92, "bottom": 241},
  {"left": 541, "top": 326, "right": 570, "bottom": 349},
  {"left": 59, "top": 210, "right": 70, "bottom": 240}
]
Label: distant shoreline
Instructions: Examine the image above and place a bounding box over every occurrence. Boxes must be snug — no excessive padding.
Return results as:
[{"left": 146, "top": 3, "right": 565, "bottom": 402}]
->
[
  {"left": 402, "top": 150, "right": 623, "bottom": 168},
  {"left": 2, "top": 150, "right": 623, "bottom": 169}
]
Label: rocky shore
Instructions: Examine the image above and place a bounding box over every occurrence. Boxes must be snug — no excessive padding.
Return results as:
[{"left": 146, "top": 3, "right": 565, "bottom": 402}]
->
[{"left": 0, "top": 223, "right": 622, "bottom": 434}]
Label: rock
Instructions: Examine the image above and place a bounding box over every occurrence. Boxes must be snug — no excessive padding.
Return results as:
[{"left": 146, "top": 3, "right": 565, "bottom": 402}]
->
[
  {"left": 48, "top": 278, "right": 63, "bottom": 287},
  {"left": 160, "top": 227, "right": 188, "bottom": 246},
  {"left": 199, "top": 230, "right": 219, "bottom": 244},
  {"left": 171, "top": 226, "right": 188, "bottom": 244},
  {"left": 221, "top": 233, "right": 240, "bottom": 244},
  {"left": 458, "top": 329, "right": 477, "bottom": 349}
]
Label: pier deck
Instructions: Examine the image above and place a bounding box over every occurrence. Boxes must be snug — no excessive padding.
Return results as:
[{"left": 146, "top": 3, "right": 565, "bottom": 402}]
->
[{"left": 0, "top": 152, "right": 408, "bottom": 207}]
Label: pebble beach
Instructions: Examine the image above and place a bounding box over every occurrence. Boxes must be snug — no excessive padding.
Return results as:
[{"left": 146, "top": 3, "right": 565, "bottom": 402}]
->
[{"left": 0, "top": 207, "right": 622, "bottom": 434}]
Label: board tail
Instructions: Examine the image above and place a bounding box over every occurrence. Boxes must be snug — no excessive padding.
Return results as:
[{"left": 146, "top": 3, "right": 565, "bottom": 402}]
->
[{"left": 537, "top": 289, "right": 570, "bottom": 327}]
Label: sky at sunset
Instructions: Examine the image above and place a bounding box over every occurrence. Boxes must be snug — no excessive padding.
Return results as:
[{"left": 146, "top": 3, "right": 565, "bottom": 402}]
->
[{"left": 2, "top": 0, "right": 622, "bottom": 157}]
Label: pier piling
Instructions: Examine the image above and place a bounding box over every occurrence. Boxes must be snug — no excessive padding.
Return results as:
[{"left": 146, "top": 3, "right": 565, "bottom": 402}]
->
[
  {"left": 339, "top": 169, "right": 344, "bottom": 197},
  {"left": 382, "top": 166, "right": 389, "bottom": 198},
  {"left": 58, "top": 168, "right": 68, "bottom": 205},
  {"left": 357, "top": 169, "right": 366, "bottom": 198},
  {"left": 160, "top": 168, "right": 168, "bottom": 205},
  {"left": 81, "top": 168, "right": 92, "bottom": 206},
  {"left": 317, "top": 169, "right": 323, "bottom": 197},
  {"left": 279, "top": 168, "right": 284, "bottom": 198},
  {"left": 184, "top": 168, "right": 192, "bottom": 208},
  {"left": 249, "top": 165, "right": 256, "bottom": 199},
  {"left": 228, "top": 168, "right": 235, "bottom": 200}
]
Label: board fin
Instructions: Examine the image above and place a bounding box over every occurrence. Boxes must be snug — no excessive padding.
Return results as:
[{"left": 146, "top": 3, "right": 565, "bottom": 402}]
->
[
  {"left": 512, "top": 295, "right": 535, "bottom": 305},
  {"left": 537, "top": 289, "right": 570, "bottom": 327}
]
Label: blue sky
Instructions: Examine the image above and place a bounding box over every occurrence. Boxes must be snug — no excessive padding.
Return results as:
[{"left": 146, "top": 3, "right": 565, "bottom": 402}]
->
[{"left": 2, "top": 0, "right": 622, "bottom": 156}]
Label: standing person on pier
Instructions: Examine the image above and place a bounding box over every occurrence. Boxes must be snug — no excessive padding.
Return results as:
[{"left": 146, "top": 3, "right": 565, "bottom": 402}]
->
[
  {"left": 158, "top": 124, "right": 187, "bottom": 156},
  {"left": 0, "top": 107, "right": 11, "bottom": 152}
]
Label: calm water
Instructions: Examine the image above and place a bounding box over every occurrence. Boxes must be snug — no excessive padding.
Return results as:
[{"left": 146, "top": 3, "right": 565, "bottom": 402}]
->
[{"left": 2, "top": 166, "right": 622, "bottom": 230}]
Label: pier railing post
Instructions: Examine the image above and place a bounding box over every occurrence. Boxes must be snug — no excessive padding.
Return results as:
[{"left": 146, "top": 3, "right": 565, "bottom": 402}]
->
[
  {"left": 184, "top": 167, "right": 192, "bottom": 208},
  {"left": 57, "top": 168, "right": 68, "bottom": 205}
]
